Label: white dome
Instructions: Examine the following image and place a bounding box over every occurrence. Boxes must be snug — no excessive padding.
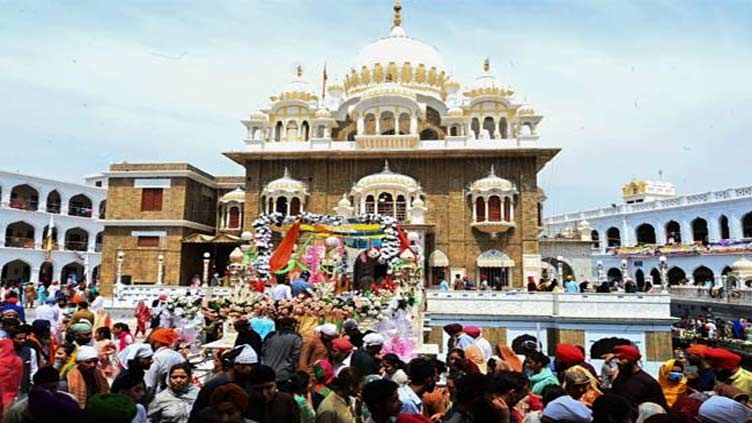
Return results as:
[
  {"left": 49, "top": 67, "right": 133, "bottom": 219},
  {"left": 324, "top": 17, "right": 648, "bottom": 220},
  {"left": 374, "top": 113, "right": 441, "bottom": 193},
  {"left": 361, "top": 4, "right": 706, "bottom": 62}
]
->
[
  {"left": 469, "top": 166, "right": 516, "bottom": 193},
  {"left": 315, "top": 107, "right": 332, "bottom": 119},
  {"left": 464, "top": 59, "right": 512, "bottom": 98},
  {"left": 337, "top": 194, "right": 352, "bottom": 208},
  {"left": 249, "top": 110, "right": 267, "bottom": 121},
  {"left": 283, "top": 77, "right": 314, "bottom": 96},
  {"left": 352, "top": 26, "right": 445, "bottom": 74},
  {"left": 732, "top": 257, "right": 752, "bottom": 272},
  {"left": 220, "top": 187, "right": 246, "bottom": 203},
  {"left": 263, "top": 167, "right": 308, "bottom": 195},
  {"left": 355, "top": 161, "right": 419, "bottom": 192}
]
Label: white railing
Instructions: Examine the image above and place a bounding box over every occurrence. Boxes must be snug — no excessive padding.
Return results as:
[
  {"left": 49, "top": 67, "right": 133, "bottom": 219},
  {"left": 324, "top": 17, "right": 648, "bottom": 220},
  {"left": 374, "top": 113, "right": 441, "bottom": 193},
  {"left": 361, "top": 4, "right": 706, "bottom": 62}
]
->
[
  {"left": 544, "top": 184, "right": 752, "bottom": 225},
  {"left": 425, "top": 290, "right": 672, "bottom": 320},
  {"left": 669, "top": 286, "right": 752, "bottom": 303},
  {"left": 111, "top": 284, "right": 233, "bottom": 308}
]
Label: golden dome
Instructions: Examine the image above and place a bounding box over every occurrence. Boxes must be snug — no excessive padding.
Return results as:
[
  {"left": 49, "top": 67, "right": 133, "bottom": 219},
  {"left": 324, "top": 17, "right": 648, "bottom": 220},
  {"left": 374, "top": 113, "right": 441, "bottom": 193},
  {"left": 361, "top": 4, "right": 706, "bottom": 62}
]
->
[
  {"left": 447, "top": 106, "right": 463, "bottom": 117},
  {"left": 315, "top": 108, "right": 332, "bottom": 119},
  {"left": 517, "top": 105, "right": 536, "bottom": 116}
]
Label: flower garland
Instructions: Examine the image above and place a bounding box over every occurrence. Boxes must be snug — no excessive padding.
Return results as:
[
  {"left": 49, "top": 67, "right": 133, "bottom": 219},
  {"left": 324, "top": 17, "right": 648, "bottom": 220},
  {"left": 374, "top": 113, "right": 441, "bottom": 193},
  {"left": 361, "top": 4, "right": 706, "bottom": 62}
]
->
[{"left": 251, "top": 212, "right": 402, "bottom": 279}]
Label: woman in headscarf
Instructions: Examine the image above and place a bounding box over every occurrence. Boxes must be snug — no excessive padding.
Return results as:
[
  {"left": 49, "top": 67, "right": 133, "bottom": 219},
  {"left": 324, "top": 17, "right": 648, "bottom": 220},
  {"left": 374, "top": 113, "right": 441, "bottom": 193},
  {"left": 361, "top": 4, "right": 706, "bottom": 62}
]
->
[
  {"left": 527, "top": 351, "right": 560, "bottom": 395},
  {"left": 148, "top": 362, "right": 199, "bottom": 423},
  {"left": 464, "top": 344, "right": 488, "bottom": 374},
  {"left": 134, "top": 301, "right": 150, "bottom": 338},
  {"left": 562, "top": 366, "right": 602, "bottom": 407},
  {"left": 657, "top": 359, "right": 687, "bottom": 408}
]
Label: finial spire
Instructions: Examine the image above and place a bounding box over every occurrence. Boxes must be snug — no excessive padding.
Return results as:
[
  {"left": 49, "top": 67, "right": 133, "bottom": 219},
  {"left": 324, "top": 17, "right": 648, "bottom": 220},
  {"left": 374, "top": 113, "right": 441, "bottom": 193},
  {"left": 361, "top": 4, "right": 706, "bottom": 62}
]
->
[
  {"left": 393, "top": 0, "right": 402, "bottom": 28},
  {"left": 489, "top": 164, "right": 496, "bottom": 176},
  {"left": 296, "top": 64, "right": 303, "bottom": 78},
  {"left": 483, "top": 57, "right": 490, "bottom": 72},
  {"left": 283, "top": 166, "right": 290, "bottom": 178},
  {"left": 383, "top": 160, "right": 391, "bottom": 172}
]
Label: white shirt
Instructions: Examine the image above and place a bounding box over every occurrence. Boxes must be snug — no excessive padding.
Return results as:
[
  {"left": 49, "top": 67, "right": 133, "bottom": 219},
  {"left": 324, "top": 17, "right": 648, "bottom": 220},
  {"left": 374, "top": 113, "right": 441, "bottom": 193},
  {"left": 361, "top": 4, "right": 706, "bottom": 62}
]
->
[
  {"left": 271, "top": 284, "right": 292, "bottom": 301},
  {"left": 145, "top": 347, "right": 187, "bottom": 393},
  {"left": 333, "top": 353, "right": 352, "bottom": 376},
  {"left": 35, "top": 304, "right": 59, "bottom": 326},
  {"left": 398, "top": 385, "right": 423, "bottom": 415},
  {"left": 90, "top": 296, "right": 105, "bottom": 313}
]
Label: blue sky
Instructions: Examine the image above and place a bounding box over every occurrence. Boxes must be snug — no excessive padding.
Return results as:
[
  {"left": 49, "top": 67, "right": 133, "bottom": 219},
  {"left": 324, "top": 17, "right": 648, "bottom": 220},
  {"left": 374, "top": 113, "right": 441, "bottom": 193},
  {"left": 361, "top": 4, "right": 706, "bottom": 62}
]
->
[{"left": 0, "top": 0, "right": 750, "bottom": 214}]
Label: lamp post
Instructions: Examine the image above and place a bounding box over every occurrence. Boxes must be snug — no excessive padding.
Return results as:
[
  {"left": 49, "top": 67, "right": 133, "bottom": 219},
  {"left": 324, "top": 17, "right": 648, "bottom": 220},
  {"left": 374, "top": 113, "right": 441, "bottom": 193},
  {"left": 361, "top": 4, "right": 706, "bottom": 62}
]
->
[
  {"left": 721, "top": 274, "right": 728, "bottom": 301},
  {"left": 659, "top": 255, "right": 668, "bottom": 293},
  {"left": 556, "top": 255, "right": 564, "bottom": 282},
  {"left": 596, "top": 260, "right": 604, "bottom": 283},
  {"left": 157, "top": 254, "right": 164, "bottom": 286},
  {"left": 621, "top": 258, "right": 628, "bottom": 284},
  {"left": 202, "top": 252, "right": 211, "bottom": 287}
]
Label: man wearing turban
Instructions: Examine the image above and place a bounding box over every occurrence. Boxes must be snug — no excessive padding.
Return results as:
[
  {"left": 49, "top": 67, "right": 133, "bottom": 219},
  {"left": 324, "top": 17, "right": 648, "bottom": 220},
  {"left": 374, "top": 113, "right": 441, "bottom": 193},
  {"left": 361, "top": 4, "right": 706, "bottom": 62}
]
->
[
  {"left": 685, "top": 344, "right": 715, "bottom": 392},
  {"left": 331, "top": 338, "right": 354, "bottom": 376},
  {"left": 145, "top": 328, "right": 186, "bottom": 394},
  {"left": 705, "top": 347, "right": 752, "bottom": 394},
  {"left": 67, "top": 345, "right": 110, "bottom": 408},
  {"left": 610, "top": 345, "right": 668, "bottom": 410},
  {"left": 299, "top": 323, "right": 336, "bottom": 377}
]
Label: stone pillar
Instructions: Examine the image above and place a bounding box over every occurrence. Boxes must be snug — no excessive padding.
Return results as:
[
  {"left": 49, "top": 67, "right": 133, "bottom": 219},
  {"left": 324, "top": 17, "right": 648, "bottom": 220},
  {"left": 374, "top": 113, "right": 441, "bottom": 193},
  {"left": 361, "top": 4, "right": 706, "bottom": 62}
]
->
[
  {"left": 708, "top": 215, "right": 721, "bottom": 242},
  {"left": 0, "top": 190, "right": 10, "bottom": 208},
  {"left": 357, "top": 117, "right": 364, "bottom": 135},
  {"left": 655, "top": 222, "right": 667, "bottom": 245},
  {"left": 34, "top": 227, "right": 44, "bottom": 250},
  {"left": 87, "top": 234, "right": 97, "bottom": 253},
  {"left": 622, "top": 218, "right": 632, "bottom": 246},
  {"left": 31, "top": 266, "right": 40, "bottom": 284},
  {"left": 410, "top": 116, "right": 418, "bottom": 134},
  {"left": 729, "top": 214, "right": 744, "bottom": 240},
  {"left": 680, "top": 221, "right": 693, "bottom": 245}
]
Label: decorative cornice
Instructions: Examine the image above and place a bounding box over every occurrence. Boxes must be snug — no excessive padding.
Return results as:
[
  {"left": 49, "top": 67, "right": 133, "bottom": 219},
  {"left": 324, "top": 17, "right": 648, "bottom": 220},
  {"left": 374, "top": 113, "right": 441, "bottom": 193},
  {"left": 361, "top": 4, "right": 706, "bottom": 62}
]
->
[{"left": 101, "top": 219, "right": 215, "bottom": 232}]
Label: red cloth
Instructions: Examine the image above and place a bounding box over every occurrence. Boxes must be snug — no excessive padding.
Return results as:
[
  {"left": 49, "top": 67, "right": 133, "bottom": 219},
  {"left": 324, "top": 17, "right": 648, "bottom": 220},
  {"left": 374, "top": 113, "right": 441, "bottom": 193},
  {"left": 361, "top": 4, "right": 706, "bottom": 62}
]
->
[
  {"left": 0, "top": 339, "right": 22, "bottom": 408},
  {"left": 556, "top": 343, "right": 585, "bottom": 367},
  {"left": 270, "top": 222, "right": 301, "bottom": 274},
  {"left": 396, "top": 414, "right": 432, "bottom": 423},
  {"left": 685, "top": 344, "right": 709, "bottom": 358},
  {"left": 527, "top": 393, "right": 543, "bottom": 411},
  {"left": 150, "top": 328, "right": 180, "bottom": 346},
  {"left": 463, "top": 326, "right": 481, "bottom": 338},
  {"left": 704, "top": 348, "right": 741, "bottom": 370},
  {"left": 396, "top": 226, "right": 412, "bottom": 253},
  {"left": 332, "top": 338, "right": 353, "bottom": 353},
  {"left": 614, "top": 345, "right": 641, "bottom": 362}
]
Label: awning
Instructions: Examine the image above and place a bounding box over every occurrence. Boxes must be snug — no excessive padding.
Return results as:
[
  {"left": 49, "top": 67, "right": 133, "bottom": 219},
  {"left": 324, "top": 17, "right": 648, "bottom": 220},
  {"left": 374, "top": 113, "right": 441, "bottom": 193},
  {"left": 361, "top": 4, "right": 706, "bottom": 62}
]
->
[
  {"left": 428, "top": 250, "right": 449, "bottom": 267},
  {"left": 477, "top": 249, "right": 515, "bottom": 268}
]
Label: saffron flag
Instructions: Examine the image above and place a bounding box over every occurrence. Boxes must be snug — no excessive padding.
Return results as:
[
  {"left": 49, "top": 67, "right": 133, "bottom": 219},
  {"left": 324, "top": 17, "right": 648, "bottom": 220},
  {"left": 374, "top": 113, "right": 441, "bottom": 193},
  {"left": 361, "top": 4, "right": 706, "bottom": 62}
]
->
[{"left": 270, "top": 222, "right": 301, "bottom": 274}]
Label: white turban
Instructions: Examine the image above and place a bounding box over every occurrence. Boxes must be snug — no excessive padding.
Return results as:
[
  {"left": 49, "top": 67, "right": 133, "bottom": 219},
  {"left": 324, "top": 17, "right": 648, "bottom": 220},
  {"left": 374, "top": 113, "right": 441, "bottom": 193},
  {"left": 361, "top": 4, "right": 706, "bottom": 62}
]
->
[
  {"left": 363, "top": 333, "right": 385, "bottom": 347},
  {"left": 117, "top": 343, "right": 154, "bottom": 370},
  {"left": 315, "top": 324, "right": 338, "bottom": 337},
  {"left": 542, "top": 395, "right": 592, "bottom": 423},
  {"left": 234, "top": 344, "right": 259, "bottom": 365},
  {"left": 76, "top": 345, "right": 98, "bottom": 362},
  {"left": 699, "top": 395, "right": 752, "bottom": 423}
]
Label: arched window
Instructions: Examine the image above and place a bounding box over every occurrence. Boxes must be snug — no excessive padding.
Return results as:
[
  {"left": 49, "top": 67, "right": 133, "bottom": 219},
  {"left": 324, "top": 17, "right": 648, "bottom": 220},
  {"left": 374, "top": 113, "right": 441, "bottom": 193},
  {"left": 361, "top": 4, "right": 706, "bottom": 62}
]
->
[
  {"left": 398, "top": 113, "right": 410, "bottom": 135},
  {"left": 475, "top": 197, "right": 486, "bottom": 222},
  {"left": 488, "top": 196, "right": 502, "bottom": 222},
  {"left": 482, "top": 117, "right": 495, "bottom": 139},
  {"left": 419, "top": 128, "right": 438, "bottom": 140},
  {"left": 1, "top": 260, "right": 31, "bottom": 284},
  {"left": 301, "top": 121, "right": 310, "bottom": 141},
  {"left": 693, "top": 266, "right": 714, "bottom": 285},
  {"left": 743, "top": 212, "right": 752, "bottom": 238},
  {"left": 499, "top": 118, "right": 508, "bottom": 139},
  {"left": 379, "top": 111, "right": 395, "bottom": 134},
  {"left": 365, "top": 113, "right": 376, "bottom": 135},
  {"left": 290, "top": 198, "right": 301, "bottom": 216},
  {"left": 267, "top": 197, "right": 274, "bottom": 214},
  {"left": 10, "top": 184, "right": 39, "bottom": 211},
  {"left": 396, "top": 195, "right": 407, "bottom": 221},
  {"left": 275, "top": 197, "right": 288, "bottom": 214},
  {"left": 503, "top": 197, "right": 511, "bottom": 221},
  {"left": 98, "top": 200, "right": 106, "bottom": 219},
  {"left": 377, "top": 192, "right": 394, "bottom": 216},
  {"left": 606, "top": 227, "right": 621, "bottom": 247},
  {"left": 5, "top": 222, "right": 34, "bottom": 248},
  {"left": 449, "top": 125, "right": 459, "bottom": 136},
  {"left": 274, "top": 121, "right": 283, "bottom": 141},
  {"left": 471, "top": 118, "right": 480, "bottom": 138},
  {"left": 668, "top": 267, "right": 687, "bottom": 285},
  {"left": 365, "top": 195, "right": 375, "bottom": 214},
  {"left": 720, "top": 215, "right": 730, "bottom": 240},
  {"left": 591, "top": 230, "right": 600, "bottom": 248},
  {"left": 69, "top": 194, "right": 92, "bottom": 217},
  {"left": 692, "top": 218, "right": 708, "bottom": 245},
  {"left": 316, "top": 125, "right": 325, "bottom": 138},
  {"left": 521, "top": 122, "right": 533, "bottom": 136},
  {"left": 666, "top": 221, "right": 681, "bottom": 244},
  {"left": 607, "top": 268, "right": 623, "bottom": 282},
  {"left": 635, "top": 223, "right": 656, "bottom": 245},
  {"left": 46, "top": 190, "right": 61, "bottom": 214},
  {"left": 228, "top": 207, "right": 241, "bottom": 229},
  {"left": 64, "top": 228, "right": 89, "bottom": 251}
]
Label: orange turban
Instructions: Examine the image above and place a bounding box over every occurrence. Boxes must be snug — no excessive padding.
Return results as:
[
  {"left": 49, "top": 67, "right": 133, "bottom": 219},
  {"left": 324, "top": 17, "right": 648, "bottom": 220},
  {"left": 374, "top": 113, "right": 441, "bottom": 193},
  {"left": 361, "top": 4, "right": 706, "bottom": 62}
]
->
[
  {"left": 686, "top": 344, "right": 709, "bottom": 358},
  {"left": 556, "top": 343, "right": 585, "bottom": 368},
  {"left": 71, "top": 295, "right": 84, "bottom": 305},
  {"left": 705, "top": 348, "right": 741, "bottom": 370},
  {"left": 150, "top": 328, "right": 180, "bottom": 346}
]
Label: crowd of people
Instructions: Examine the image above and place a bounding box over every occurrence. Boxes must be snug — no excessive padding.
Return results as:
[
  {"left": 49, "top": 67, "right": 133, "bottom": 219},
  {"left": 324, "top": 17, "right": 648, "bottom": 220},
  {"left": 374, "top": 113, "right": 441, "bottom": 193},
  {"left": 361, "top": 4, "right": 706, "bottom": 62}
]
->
[
  {"left": 2, "top": 281, "right": 752, "bottom": 423},
  {"left": 674, "top": 315, "right": 752, "bottom": 341},
  {"left": 438, "top": 273, "right": 657, "bottom": 294}
]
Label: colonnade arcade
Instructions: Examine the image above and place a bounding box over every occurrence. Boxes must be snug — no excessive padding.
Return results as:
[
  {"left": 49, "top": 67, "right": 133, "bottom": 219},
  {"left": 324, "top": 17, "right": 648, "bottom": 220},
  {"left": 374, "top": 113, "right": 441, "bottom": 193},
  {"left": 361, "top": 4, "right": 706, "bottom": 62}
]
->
[
  {"left": 591, "top": 211, "right": 752, "bottom": 249},
  {"left": 1, "top": 183, "right": 104, "bottom": 218},
  {"left": 0, "top": 258, "right": 99, "bottom": 285}
]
